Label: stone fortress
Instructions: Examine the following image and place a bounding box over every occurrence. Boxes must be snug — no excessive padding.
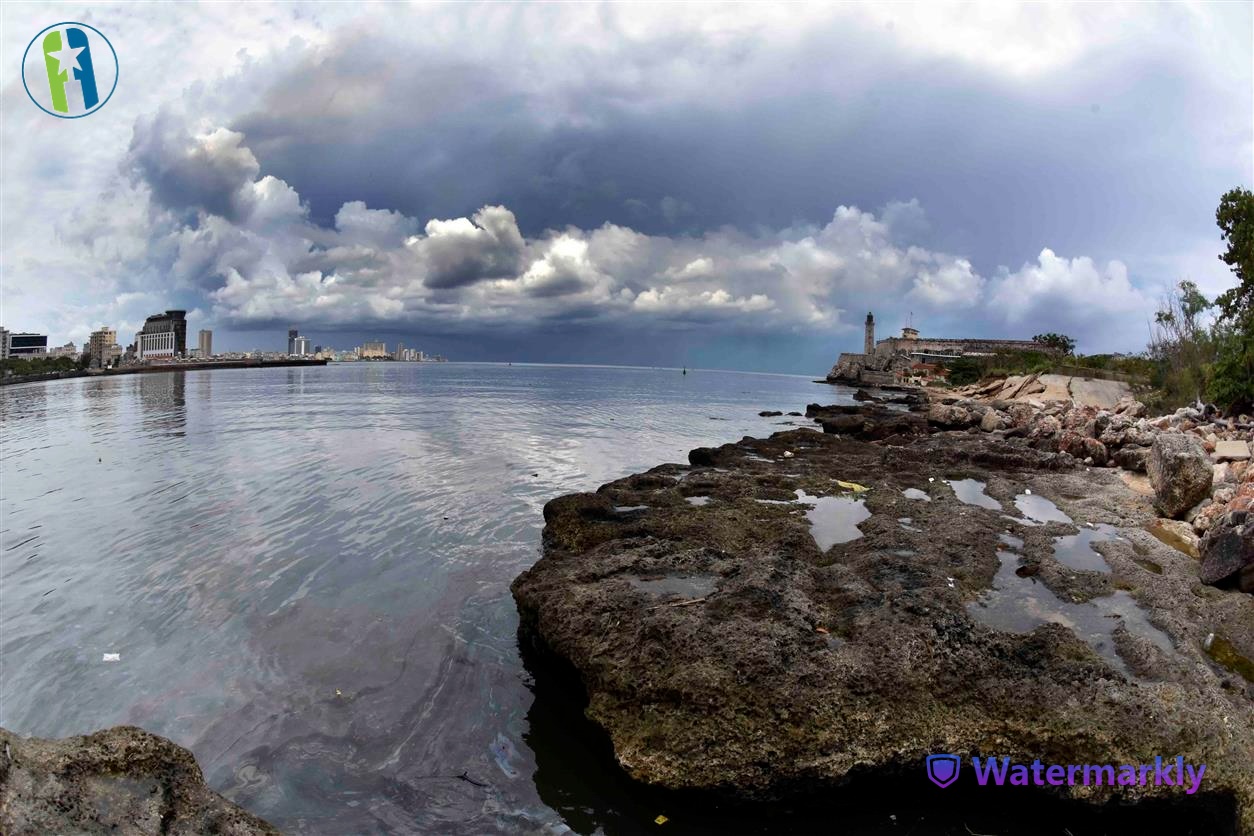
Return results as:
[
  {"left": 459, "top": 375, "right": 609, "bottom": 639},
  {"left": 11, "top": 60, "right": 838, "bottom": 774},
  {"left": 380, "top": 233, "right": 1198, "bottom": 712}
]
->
[{"left": 828, "top": 312, "right": 1056, "bottom": 385}]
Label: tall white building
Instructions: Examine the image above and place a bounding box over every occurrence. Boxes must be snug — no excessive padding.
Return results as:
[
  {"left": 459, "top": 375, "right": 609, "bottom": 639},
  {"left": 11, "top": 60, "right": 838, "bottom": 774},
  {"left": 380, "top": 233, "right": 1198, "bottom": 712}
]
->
[
  {"left": 293, "top": 335, "right": 311, "bottom": 356},
  {"left": 199, "top": 329, "right": 213, "bottom": 357}
]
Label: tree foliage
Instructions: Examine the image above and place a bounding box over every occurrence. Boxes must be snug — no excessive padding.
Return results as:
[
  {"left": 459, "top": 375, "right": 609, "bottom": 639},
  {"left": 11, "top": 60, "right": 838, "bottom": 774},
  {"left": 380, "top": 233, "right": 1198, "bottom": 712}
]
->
[
  {"left": 1032, "top": 333, "right": 1076, "bottom": 355},
  {"left": 0, "top": 355, "right": 83, "bottom": 377},
  {"left": 1216, "top": 187, "right": 1254, "bottom": 322}
]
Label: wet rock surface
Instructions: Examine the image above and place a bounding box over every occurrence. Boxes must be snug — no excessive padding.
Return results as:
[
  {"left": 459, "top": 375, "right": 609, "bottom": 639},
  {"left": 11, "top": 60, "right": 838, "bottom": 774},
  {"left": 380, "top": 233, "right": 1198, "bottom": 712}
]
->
[
  {"left": 0, "top": 725, "right": 277, "bottom": 835},
  {"left": 512, "top": 421, "right": 1254, "bottom": 829}
]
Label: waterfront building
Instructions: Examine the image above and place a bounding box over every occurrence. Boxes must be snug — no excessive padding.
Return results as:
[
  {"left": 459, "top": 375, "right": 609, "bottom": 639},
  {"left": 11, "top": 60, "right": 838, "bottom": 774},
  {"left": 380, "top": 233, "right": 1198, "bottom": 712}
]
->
[
  {"left": 293, "top": 335, "right": 311, "bottom": 356},
  {"left": 138, "top": 331, "right": 177, "bottom": 361},
  {"left": 395, "top": 341, "right": 405, "bottom": 361},
  {"left": 138, "top": 310, "right": 187, "bottom": 357},
  {"left": 287, "top": 328, "right": 299, "bottom": 355},
  {"left": 8, "top": 332, "right": 48, "bottom": 356},
  {"left": 0, "top": 327, "right": 8, "bottom": 359},
  {"left": 89, "top": 327, "right": 121, "bottom": 368},
  {"left": 199, "top": 329, "right": 213, "bottom": 357},
  {"left": 360, "top": 340, "right": 388, "bottom": 359}
]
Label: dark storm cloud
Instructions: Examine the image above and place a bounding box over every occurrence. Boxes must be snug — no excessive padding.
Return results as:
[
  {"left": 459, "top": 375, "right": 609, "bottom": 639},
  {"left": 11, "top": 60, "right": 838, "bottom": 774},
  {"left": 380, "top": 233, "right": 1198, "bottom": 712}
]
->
[
  {"left": 416, "top": 206, "right": 528, "bottom": 289},
  {"left": 126, "top": 110, "right": 262, "bottom": 222}
]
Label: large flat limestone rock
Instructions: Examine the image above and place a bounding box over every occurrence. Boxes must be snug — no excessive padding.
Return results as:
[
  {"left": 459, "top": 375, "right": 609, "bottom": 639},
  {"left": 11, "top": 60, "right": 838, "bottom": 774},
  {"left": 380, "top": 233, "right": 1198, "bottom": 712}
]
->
[{"left": 512, "top": 428, "right": 1254, "bottom": 828}]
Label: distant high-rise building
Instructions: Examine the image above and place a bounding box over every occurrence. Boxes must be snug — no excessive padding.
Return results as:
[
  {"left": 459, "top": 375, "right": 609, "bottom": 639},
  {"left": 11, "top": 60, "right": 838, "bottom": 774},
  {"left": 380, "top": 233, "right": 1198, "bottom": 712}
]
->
[
  {"left": 89, "top": 327, "right": 120, "bottom": 368},
  {"left": 360, "top": 340, "right": 387, "bottom": 358},
  {"left": 293, "top": 336, "right": 311, "bottom": 356},
  {"left": 199, "top": 329, "right": 213, "bottom": 357},
  {"left": 394, "top": 341, "right": 405, "bottom": 360},
  {"left": 0, "top": 328, "right": 9, "bottom": 360},
  {"left": 8, "top": 332, "right": 48, "bottom": 356},
  {"left": 287, "top": 328, "right": 299, "bottom": 355}
]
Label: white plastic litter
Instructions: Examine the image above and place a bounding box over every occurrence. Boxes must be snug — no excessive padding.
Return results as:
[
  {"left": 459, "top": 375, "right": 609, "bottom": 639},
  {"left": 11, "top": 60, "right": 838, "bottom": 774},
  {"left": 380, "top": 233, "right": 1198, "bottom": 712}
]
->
[{"left": 102, "top": 653, "right": 120, "bottom": 662}]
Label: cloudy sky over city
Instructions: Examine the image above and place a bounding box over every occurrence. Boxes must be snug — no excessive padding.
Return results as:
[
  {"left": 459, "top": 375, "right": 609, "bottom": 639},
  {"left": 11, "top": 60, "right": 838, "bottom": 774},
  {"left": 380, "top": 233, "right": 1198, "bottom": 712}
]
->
[{"left": 2, "top": 2, "right": 1250, "bottom": 372}]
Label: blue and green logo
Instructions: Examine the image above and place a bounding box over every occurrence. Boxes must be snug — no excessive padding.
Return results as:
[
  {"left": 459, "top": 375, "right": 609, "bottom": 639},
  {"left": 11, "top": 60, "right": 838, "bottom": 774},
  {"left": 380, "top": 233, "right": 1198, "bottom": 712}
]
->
[{"left": 22, "top": 22, "right": 118, "bottom": 118}]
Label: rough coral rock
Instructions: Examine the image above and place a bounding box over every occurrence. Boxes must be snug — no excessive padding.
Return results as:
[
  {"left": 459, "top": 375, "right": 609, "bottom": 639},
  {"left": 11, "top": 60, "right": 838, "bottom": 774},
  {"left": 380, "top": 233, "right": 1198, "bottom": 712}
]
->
[
  {"left": 1199, "top": 510, "right": 1254, "bottom": 592},
  {"left": 1148, "top": 433, "right": 1213, "bottom": 519},
  {"left": 0, "top": 725, "right": 276, "bottom": 836}
]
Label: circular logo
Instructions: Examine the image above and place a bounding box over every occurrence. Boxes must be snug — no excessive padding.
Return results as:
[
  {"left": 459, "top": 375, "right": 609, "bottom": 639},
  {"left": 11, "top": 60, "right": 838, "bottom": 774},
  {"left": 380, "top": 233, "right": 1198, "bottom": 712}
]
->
[{"left": 22, "top": 22, "right": 118, "bottom": 118}]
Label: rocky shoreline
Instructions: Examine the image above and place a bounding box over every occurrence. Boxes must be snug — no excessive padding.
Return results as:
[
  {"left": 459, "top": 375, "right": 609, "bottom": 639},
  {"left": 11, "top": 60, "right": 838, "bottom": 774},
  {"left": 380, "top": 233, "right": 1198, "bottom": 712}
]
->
[{"left": 512, "top": 386, "right": 1254, "bottom": 831}]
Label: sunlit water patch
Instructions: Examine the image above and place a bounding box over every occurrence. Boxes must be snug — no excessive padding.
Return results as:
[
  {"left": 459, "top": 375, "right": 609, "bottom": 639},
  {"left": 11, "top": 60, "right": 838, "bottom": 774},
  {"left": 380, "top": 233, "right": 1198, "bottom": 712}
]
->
[
  {"left": 1052, "top": 524, "right": 1123, "bottom": 573},
  {"left": 968, "top": 551, "right": 1174, "bottom": 676},
  {"left": 627, "top": 575, "right": 718, "bottom": 599},
  {"left": 1014, "top": 492, "right": 1072, "bottom": 524},
  {"left": 794, "top": 489, "right": 870, "bottom": 551},
  {"left": 947, "top": 478, "right": 1001, "bottom": 510}
]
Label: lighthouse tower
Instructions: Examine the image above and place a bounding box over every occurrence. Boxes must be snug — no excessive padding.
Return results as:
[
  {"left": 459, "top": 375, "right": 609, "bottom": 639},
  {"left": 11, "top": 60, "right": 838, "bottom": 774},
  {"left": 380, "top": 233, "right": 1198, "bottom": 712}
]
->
[{"left": 864, "top": 312, "right": 875, "bottom": 354}]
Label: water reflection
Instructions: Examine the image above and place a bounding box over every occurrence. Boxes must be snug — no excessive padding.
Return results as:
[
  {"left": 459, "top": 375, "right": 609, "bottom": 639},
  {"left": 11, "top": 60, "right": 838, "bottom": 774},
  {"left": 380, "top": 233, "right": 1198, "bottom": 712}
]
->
[
  {"left": 137, "top": 372, "right": 186, "bottom": 438},
  {"left": 0, "top": 363, "right": 843, "bottom": 834}
]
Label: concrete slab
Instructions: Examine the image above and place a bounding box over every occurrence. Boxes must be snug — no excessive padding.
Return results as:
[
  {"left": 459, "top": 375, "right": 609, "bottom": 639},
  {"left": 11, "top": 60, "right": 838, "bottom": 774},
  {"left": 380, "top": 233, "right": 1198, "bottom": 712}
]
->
[
  {"left": 1214, "top": 440, "right": 1252, "bottom": 461},
  {"left": 1066, "top": 376, "right": 1134, "bottom": 409}
]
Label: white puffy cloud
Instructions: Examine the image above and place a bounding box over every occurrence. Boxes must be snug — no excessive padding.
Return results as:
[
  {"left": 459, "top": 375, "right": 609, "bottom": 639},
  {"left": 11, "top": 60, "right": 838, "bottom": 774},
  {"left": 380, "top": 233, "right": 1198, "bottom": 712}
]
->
[{"left": 989, "top": 248, "right": 1148, "bottom": 322}]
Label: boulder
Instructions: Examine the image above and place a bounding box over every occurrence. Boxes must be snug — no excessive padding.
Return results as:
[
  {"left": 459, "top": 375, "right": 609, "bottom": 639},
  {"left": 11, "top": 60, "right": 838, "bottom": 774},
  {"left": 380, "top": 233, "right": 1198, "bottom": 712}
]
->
[
  {"left": 1147, "top": 433, "right": 1213, "bottom": 519},
  {"left": 979, "top": 409, "right": 1005, "bottom": 433},
  {"left": 1027, "top": 413, "right": 1062, "bottom": 441},
  {"left": 819, "top": 413, "right": 870, "bottom": 435},
  {"left": 1113, "top": 445, "right": 1149, "bottom": 473},
  {"left": 1114, "top": 395, "right": 1147, "bottom": 417},
  {"left": 927, "top": 403, "right": 975, "bottom": 429},
  {"left": 1058, "top": 431, "right": 1109, "bottom": 466},
  {"left": 1007, "top": 402, "right": 1036, "bottom": 428},
  {"left": 1199, "top": 510, "right": 1254, "bottom": 592},
  {"left": 0, "top": 726, "right": 276, "bottom": 835}
]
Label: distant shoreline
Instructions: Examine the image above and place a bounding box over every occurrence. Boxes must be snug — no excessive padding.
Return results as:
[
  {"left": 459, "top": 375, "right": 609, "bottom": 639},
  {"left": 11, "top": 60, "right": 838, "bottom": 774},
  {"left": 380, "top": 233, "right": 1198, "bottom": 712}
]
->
[{"left": 0, "top": 357, "right": 328, "bottom": 387}]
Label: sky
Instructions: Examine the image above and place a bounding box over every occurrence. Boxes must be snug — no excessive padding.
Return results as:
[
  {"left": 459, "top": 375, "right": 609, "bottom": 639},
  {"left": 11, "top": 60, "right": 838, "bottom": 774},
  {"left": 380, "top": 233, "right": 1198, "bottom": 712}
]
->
[{"left": 2, "top": 2, "right": 1251, "bottom": 374}]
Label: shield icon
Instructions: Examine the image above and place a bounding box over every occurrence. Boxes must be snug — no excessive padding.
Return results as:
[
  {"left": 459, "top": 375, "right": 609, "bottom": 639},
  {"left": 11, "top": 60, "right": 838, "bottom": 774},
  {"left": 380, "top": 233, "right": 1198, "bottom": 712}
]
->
[{"left": 926, "top": 754, "right": 961, "bottom": 788}]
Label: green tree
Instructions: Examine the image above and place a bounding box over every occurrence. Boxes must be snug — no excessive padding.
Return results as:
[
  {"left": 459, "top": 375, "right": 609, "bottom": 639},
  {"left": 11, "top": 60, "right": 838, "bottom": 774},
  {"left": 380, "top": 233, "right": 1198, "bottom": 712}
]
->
[
  {"left": 1216, "top": 187, "right": 1254, "bottom": 322},
  {"left": 1032, "top": 333, "right": 1076, "bottom": 355},
  {"left": 1208, "top": 188, "right": 1254, "bottom": 411}
]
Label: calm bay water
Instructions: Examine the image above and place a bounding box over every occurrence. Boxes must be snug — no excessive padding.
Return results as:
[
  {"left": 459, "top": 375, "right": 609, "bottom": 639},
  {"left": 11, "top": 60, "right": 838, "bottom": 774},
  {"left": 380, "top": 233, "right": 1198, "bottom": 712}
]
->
[{"left": 0, "top": 362, "right": 843, "bottom": 834}]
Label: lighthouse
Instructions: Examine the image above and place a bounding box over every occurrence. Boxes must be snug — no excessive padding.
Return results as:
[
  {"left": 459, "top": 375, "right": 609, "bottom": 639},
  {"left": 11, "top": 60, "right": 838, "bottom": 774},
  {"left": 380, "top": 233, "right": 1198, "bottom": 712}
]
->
[{"left": 864, "top": 312, "right": 875, "bottom": 354}]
